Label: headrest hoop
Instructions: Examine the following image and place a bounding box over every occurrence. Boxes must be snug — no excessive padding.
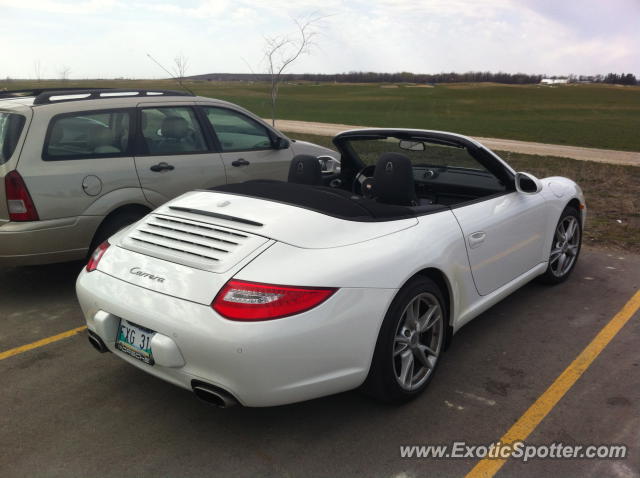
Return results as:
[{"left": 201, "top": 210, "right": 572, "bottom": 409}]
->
[{"left": 288, "top": 155, "right": 322, "bottom": 186}]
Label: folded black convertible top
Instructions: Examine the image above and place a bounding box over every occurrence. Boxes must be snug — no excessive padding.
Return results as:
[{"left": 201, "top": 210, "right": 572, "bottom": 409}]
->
[{"left": 210, "top": 180, "right": 445, "bottom": 222}]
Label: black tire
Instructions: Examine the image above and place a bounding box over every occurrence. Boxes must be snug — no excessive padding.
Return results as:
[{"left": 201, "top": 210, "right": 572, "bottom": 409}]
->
[
  {"left": 363, "top": 276, "right": 447, "bottom": 404},
  {"left": 89, "top": 209, "right": 147, "bottom": 257},
  {"left": 537, "top": 206, "right": 582, "bottom": 285}
]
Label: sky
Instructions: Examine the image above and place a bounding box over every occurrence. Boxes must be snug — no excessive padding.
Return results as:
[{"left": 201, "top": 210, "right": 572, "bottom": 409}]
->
[{"left": 2, "top": 0, "right": 639, "bottom": 79}]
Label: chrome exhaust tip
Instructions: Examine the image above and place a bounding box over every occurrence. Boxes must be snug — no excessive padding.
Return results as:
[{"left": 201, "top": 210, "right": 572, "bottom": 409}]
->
[
  {"left": 192, "top": 382, "right": 238, "bottom": 408},
  {"left": 87, "top": 330, "right": 109, "bottom": 353}
]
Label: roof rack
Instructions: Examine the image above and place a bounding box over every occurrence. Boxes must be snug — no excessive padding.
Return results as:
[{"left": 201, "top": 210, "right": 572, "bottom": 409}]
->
[
  {"left": 0, "top": 87, "right": 100, "bottom": 99},
  {"left": 31, "top": 88, "right": 194, "bottom": 105}
]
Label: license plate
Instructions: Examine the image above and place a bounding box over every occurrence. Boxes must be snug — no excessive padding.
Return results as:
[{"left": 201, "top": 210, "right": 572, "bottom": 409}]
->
[{"left": 115, "top": 319, "right": 156, "bottom": 365}]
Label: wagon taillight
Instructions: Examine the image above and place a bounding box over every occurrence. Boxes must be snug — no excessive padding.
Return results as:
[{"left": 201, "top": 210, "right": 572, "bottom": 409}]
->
[{"left": 5, "top": 170, "right": 39, "bottom": 221}]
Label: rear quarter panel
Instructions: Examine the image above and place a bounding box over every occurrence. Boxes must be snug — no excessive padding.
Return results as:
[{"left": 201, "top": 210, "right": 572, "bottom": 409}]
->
[
  {"left": 235, "top": 209, "right": 479, "bottom": 331},
  {"left": 0, "top": 105, "right": 33, "bottom": 223},
  {"left": 15, "top": 104, "right": 144, "bottom": 220}
]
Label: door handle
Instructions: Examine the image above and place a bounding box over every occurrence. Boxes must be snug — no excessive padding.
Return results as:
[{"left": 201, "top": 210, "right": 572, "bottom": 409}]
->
[
  {"left": 231, "top": 158, "right": 250, "bottom": 167},
  {"left": 150, "top": 162, "right": 175, "bottom": 172},
  {"left": 468, "top": 231, "right": 486, "bottom": 249}
]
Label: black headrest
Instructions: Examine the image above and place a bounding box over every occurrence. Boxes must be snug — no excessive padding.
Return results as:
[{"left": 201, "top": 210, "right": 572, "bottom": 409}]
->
[
  {"left": 288, "top": 155, "right": 322, "bottom": 185},
  {"left": 161, "top": 116, "right": 188, "bottom": 139},
  {"left": 373, "top": 153, "right": 417, "bottom": 206}
]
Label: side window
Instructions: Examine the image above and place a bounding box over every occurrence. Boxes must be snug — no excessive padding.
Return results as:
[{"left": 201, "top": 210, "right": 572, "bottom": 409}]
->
[
  {"left": 140, "top": 107, "right": 207, "bottom": 155},
  {"left": 203, "top": 107, "right": 273, "bottom": 152},
  {"left": 0, "top": 113, "right": 26, "bottom": 164},
  {"left": 44, "top": 110, "right": 131, "bottom": 160}
]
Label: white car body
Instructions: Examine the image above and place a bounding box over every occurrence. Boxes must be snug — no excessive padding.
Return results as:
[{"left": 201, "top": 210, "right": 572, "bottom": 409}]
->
[{"left": 76, "top": 129, "right": 586, "bottom": 407}]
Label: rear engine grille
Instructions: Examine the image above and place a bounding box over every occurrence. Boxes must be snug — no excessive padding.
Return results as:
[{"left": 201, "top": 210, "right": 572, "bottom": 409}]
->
[{"left": 120, "top": 214, "right": 269, "bottom": 272}]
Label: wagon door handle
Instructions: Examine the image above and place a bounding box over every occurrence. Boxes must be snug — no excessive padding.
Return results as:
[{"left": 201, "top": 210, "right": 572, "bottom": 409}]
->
[
  {"left": 468, "top": 231, "right": 486, "bottom": 249},
  {"left": 150, "top": 162, "right": 175, "bottom": 172},
  {"left": 231, "top": 158, "right": 250, "bottom": 167}
]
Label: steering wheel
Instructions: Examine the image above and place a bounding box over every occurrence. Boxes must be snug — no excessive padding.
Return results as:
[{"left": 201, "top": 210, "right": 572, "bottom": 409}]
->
[{"left": 352, "top": 165, "right": 376, "bottom": 197}]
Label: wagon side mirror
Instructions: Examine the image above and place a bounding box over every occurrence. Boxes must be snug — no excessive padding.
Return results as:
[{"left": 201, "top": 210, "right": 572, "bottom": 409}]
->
[
  {"left": 515, "top": 172, "right": 542, "bottom": 194},
  {"left": 272, "top": 136, "right": 290, "bottom": 150}
]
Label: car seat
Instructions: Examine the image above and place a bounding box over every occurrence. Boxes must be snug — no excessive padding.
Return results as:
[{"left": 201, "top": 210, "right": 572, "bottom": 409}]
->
[
  {"left": 158, "top": 116, "right": 192, "bottom": 152},
  {"left": 89, "top": 125, "right": 121, "bottom": 154}
]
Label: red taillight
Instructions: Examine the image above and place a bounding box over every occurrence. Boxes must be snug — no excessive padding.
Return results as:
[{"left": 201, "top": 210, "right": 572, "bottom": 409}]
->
[
  {"left": 212, "top": 280, "right": 337, "bottom": 321},
  {"left": 5, "top": 170, "right": 39, "bottom": 221},
  {"left": 86, "top": 241, "right": 110, "bottom": 272}
]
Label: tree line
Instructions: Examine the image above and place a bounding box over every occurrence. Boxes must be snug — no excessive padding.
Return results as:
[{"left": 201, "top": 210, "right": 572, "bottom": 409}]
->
[{"left": 191, "top": 71, "right": 638, "bottom": 85}]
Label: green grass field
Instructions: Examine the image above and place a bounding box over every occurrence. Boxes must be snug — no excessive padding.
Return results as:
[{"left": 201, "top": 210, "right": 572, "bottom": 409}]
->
[{"left": 4, "top": 79, "right": 640, "bottom": 151}]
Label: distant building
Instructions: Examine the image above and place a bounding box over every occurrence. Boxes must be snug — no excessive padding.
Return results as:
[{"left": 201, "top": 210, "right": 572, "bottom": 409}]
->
[{"left": 541, "top": 78, "right": 569, "bottom": 85}]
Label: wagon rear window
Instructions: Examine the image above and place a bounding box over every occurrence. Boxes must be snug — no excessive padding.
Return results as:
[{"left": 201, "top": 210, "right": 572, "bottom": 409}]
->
[
  {"left": 0, "top": 113, "right": 26, "bottom": 164},
  {"left": 44, "top": 110, "right": 132, "bottom": 160}
]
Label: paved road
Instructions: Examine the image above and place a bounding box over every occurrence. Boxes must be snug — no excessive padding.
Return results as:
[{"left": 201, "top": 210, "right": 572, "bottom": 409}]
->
[
  {"left": 274, "top": 119, "right": 640, "bottom": 166},
  {"left": 1, "top": 248, "right": 638, "bottom": 477}
]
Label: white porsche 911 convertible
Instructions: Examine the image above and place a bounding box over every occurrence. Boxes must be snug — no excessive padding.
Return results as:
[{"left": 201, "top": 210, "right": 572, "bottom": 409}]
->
[{"left": 76, "top": 128, "right": 585, "bottom": 407}]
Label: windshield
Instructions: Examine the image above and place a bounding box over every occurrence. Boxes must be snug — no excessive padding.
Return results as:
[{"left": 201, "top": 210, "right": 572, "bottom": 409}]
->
[
  {"left": 0, "top": 112, "right": 26, "bottom": 164},
  {"left": 347, "top": 136, "right": 488, "bottom": 172}
]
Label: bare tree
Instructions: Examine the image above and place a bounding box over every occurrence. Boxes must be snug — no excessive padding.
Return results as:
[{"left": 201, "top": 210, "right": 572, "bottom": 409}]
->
[
  {"left": 173, "top": 53, "right": 189, "bottom": 84},
  {"left": 264, "top": 14, "right": 325, "bottom": 126},
  {"left": 33, "top": 60, "right": 44, "bottom": 82},
  {"left": 147, "top": 53, "right": 194, "bottom": 94},
  {"left": 58, "top": 65, "right": 71, "bottom": 82}
]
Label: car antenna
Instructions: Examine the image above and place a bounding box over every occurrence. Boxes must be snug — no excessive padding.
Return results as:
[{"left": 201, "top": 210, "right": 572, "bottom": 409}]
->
[{"left": 146, "top": 53, "right": 195, "bottom": 96}]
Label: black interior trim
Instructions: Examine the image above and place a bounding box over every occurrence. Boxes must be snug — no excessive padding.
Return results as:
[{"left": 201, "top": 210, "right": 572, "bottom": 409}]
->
[{"left": 208, "top": 181, "right": 447, "bottom": 222}]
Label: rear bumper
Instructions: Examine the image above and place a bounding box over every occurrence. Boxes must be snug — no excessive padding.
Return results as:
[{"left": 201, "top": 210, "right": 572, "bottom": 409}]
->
[
  {"left": 76, "top": 269, "right": 396, "bottom": 407},
  {"left": 0, "top": 216, "right": 101, "bottom": 266}
]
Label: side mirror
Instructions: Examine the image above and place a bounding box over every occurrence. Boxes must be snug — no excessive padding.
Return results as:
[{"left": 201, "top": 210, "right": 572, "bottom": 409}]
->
[
  {"left": 515, "top": 172, "right": 542, "bottom": 194},
  {"left": 273, "top": 136, "right": 290, "bottom": 150},
  {"left": 317, "top": 155, "right": 341, "bottom": 174}
]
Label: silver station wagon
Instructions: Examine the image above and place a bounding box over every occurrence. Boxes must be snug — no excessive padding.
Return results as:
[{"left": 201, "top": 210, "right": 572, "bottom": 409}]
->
[{"left": 0, "top": 88, "right": 336, "bottom": 266}]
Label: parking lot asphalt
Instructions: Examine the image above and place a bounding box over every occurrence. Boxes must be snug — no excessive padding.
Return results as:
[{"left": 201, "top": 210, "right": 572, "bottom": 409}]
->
[{"left": 1, "top": 247, "right": 638, "bottom": 478}]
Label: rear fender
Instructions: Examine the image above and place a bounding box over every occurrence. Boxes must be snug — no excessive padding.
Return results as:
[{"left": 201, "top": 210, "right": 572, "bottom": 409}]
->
[{"left": 82, "top": 188, "right": 152, "bottom": 216}]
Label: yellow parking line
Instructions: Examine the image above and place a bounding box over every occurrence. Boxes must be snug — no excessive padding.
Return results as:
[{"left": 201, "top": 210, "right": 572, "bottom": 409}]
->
[
  {"left": 466, "top": 289, "right": 640, "bottom": 478},
  {"left": 0, "top": 325, "right": 87, "bottom": 361}
]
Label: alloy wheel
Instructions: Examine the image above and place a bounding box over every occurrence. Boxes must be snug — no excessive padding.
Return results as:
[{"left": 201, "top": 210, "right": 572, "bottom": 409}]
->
[
  {"left": 550, "top": 215, "right": 580, "bottom": 278},
  {"left": 392, "top": 292, "right": 444, "bottom": 391}
]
